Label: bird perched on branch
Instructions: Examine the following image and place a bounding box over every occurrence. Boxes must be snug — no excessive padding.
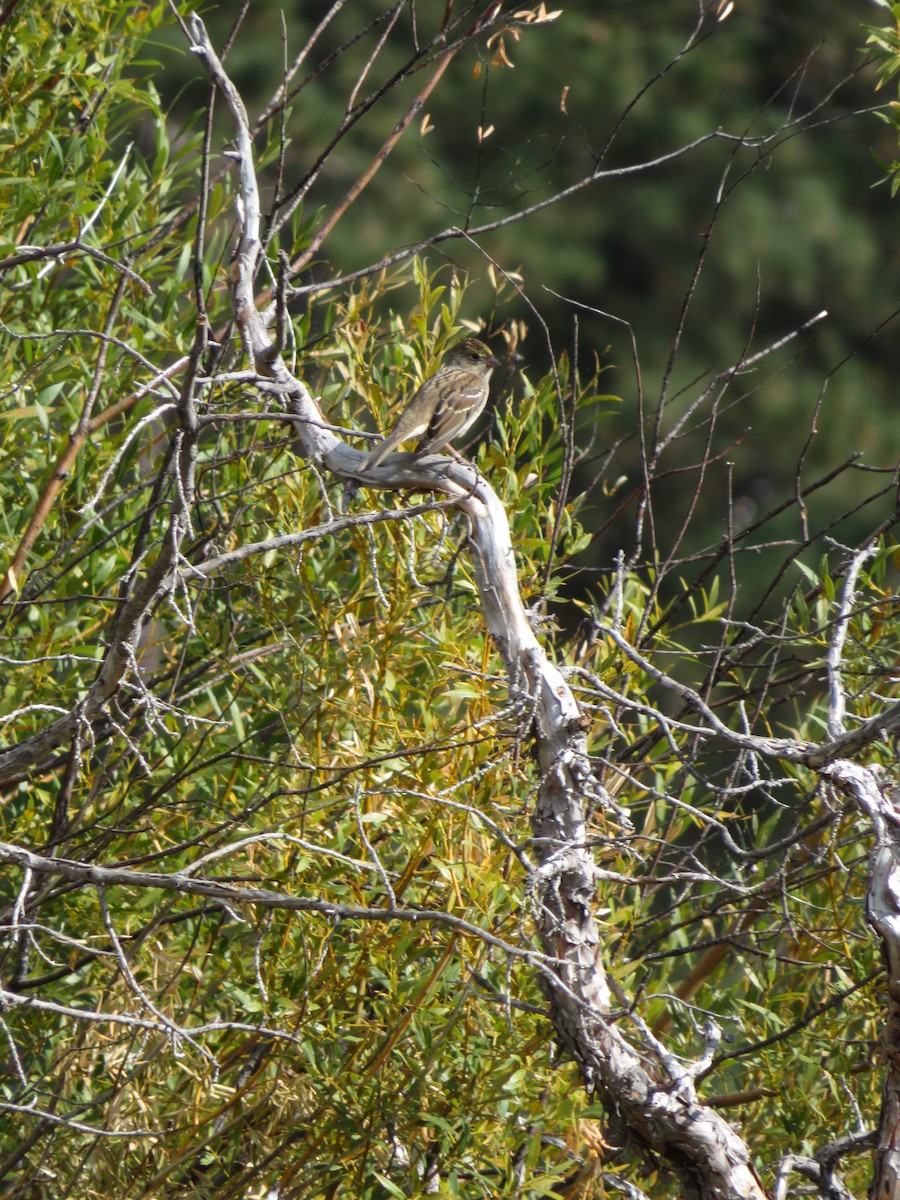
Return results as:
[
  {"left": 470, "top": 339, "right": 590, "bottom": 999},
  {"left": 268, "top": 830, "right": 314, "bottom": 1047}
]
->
[{"left": 363, "top": 337, "right": 499, "bottom": 472}]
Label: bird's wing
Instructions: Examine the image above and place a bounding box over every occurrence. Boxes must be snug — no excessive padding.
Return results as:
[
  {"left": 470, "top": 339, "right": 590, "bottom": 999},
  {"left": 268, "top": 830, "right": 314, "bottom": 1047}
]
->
[
  {"left": 363, "top": 383, "right": 432, "bottom": 471},
  {"left": 419, "top": 373, "right": 484, "bottom": 452}
]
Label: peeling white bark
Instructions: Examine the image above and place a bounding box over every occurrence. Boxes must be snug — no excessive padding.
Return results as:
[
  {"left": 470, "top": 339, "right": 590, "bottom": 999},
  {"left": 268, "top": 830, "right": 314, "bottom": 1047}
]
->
[
  {"left": 182, "top": 20, "right": 771, "bottom": 1196},
  {"left": 824, "top": 763, "right": 900, "bottom": 1200}
]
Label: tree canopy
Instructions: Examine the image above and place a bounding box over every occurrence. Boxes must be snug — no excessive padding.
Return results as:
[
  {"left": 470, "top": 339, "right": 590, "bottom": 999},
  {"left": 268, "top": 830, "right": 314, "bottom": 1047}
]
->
[{"left": 2, "top": 2, "right": 900, "bottom": 1198}]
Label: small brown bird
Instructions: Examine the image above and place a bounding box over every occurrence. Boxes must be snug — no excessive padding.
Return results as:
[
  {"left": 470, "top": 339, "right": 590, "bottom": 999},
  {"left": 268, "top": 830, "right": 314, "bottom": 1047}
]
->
[{"left": 363, "top": 337, "right": 499, "bottom": 472}]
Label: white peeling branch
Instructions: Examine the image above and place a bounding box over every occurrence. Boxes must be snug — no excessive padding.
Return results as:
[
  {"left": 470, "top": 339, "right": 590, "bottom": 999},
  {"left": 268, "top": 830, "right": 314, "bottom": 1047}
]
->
[
  {"left": 184, "top": 17, "right": 773, "bottom": 1196},
  {"left": 826, "top": 544, "right": 879, "bottom": 740},
  {"left": 817, "top": 762, "right": 900, "bottom": 1197}
]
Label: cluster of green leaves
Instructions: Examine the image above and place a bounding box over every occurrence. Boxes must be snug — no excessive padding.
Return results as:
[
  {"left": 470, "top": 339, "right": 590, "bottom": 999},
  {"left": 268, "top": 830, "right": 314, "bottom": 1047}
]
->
[{"left": 867, "top": 1, "right": 900, "bottom": 194}]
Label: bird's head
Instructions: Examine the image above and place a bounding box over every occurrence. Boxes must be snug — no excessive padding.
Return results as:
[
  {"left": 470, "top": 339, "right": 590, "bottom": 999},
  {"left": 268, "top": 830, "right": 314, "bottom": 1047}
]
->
[{"left": 446, "top": 337, "right": 500, "bottom": 373}]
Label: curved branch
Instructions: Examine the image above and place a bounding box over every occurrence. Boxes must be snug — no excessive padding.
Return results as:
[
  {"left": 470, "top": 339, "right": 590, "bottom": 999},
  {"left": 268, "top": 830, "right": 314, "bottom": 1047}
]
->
[{"left": 186, "top": 18, "right": 769, "bottom": 1198}]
